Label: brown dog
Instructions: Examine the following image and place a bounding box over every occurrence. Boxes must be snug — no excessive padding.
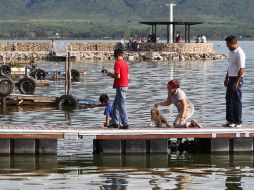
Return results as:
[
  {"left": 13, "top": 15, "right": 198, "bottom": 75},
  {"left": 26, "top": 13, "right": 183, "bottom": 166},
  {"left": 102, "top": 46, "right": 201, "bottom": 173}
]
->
[{"left": 149, "top": 107, "right": 171, "bottom": 128}]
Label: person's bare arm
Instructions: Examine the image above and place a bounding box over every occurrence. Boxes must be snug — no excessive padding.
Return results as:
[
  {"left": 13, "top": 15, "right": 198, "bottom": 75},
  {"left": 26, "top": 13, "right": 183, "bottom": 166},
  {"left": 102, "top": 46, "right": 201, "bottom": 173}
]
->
[
  {"left": 90, "top": 103, "right": 103, "bottom": 108},
  {"left": 224, "top": 71, "right": 228, "bottom": 87},
  {"left": 154, "top": 97, "right": 172, "bottom": 107},
  {"left": 103, "top": 116, "right": 110, "bottom": 128},
  {"left": 106, "top": 70, "right": 120, "bottom": 79},
  {"left": 232, "top": 68, "right": 244, "bottom": 91}
]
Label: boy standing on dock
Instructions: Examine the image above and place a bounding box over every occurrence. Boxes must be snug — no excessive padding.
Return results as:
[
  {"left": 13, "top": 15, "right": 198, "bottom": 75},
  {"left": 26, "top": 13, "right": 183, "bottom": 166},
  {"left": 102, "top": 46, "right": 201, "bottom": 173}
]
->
[
  {"left": 224, "top": 35, "right": 246, "bottom": 128},
  {"left": 103, "top": 48, "right": 129, "bottom": 129}
]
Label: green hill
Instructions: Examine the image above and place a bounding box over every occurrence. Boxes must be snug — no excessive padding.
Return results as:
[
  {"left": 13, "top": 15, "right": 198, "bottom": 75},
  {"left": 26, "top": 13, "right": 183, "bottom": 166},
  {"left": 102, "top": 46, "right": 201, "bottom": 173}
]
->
[{"left": 0, "top": 0, "right": 253, "bottom": 39}]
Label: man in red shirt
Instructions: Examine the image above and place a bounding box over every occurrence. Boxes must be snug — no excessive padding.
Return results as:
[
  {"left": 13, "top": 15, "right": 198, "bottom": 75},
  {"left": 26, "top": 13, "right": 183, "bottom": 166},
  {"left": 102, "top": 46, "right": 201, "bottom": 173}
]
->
[{"left": 104, "top": 48, "right": 129, "bottom": 129}]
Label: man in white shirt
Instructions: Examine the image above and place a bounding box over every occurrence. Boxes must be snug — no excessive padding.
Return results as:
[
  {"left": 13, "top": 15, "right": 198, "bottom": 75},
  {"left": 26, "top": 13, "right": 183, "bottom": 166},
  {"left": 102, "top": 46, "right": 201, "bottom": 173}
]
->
[
  {"left": 224, "top": 35, "right": 246, "bottom": 128},
  {"left": 201, "top": 35, "right": 206, "bottom": 43}
]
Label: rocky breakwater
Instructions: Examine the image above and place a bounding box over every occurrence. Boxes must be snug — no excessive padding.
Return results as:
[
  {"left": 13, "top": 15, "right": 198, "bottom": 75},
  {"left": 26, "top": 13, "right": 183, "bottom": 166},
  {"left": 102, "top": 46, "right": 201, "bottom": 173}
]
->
[
  {"left": 0, "top": 42, "right": 51, "bottom": 63},
  {"left": 69, "top": 42, "right": 227, "bottom": 62},
  {"left": 0, "top": 42, "right": 227, "bottom": 62}
]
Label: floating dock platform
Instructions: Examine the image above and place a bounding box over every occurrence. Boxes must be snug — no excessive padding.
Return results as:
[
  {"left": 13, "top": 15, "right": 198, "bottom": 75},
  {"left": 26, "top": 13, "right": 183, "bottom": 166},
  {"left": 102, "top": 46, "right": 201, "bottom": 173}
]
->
[
  {"left": 1, "top": 94, "right": 56, "bottom": 106},
  {"left": 0, "top": 125, "right": 253, "bottom": 154}
]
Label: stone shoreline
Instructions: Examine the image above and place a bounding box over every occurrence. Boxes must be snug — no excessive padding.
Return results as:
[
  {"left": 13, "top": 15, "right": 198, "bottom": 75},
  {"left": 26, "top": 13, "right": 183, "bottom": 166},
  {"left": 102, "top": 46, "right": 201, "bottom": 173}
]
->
[
  {"left": 0, "top": 42, "right": 227, "bottom": 63},
  {"left": 0, "top": 51, "right": 227, "bottom": 63},
  {"left": 74, "top": 51, "right": 227, "bottom": 62}
]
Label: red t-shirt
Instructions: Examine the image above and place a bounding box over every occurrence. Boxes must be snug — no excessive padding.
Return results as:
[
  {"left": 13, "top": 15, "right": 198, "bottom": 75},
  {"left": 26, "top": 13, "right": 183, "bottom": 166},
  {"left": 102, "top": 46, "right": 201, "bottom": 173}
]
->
[{"left": 113, "top": 58, "right": 129, "bottom": 88}]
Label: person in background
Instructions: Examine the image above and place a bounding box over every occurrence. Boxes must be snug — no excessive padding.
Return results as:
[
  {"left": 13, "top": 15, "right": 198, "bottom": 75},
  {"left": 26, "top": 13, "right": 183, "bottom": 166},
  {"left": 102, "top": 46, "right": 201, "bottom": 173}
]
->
[
  {"left": 154, "top": 79, "right": 202, "bottom": 128},
  {"left": 223, "top": 35, "right": 246, "bottom": 128},
  {"left": 175, "top": 34, "right": 181, "bottom": 43},
  {"left": 128, "top": 35, "right": 134, "bottom": 49},
  {"left": 201, "top": 34, "right": 206, "bottom": 43},
  {"left": 90, "top": 94, "right": 113, "bottom": 128},
  {"left": 103, "top": 48, "right": 129, "bottom": 129},
  {"left": 196, "top": 35, "right": 201, "bottom": 43},
  {"left": 120, "top": 37, "right": 125, "bottom": 50}
]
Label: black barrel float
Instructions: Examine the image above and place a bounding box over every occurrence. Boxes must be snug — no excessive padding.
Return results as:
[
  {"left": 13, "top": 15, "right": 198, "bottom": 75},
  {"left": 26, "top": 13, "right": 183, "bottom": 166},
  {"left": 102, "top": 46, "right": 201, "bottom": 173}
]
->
[
  {"left": 56, "top": 94, "right": 79, "bottom": 110},
  {"left": 18, "top": 77, "right": 36, "bottom": 94},
  {"left": 71, "top": 69, "right": 80, "bottom": 81},
  {"left": 34, "top": 68, "right": 46, "bottom": 80},
  {"left": 0, "top": 65, "right": 11, "bottom": 76},
  {"left": 0, "top": 76, "right": 14, "bottom": 97}
]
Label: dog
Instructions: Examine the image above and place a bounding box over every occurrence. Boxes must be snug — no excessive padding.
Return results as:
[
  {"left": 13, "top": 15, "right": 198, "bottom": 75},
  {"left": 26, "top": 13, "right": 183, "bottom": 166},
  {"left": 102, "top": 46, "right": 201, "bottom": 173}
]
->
[{"left": 149, "top": 107, "right": 171, "bottom": 128}]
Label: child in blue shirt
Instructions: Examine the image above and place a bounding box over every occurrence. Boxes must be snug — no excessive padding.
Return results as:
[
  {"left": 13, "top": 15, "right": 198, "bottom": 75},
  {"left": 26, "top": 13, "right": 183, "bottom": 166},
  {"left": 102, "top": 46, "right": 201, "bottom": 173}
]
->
[{"left": 91, "top": 94, "right": 113, "bottom": 128}]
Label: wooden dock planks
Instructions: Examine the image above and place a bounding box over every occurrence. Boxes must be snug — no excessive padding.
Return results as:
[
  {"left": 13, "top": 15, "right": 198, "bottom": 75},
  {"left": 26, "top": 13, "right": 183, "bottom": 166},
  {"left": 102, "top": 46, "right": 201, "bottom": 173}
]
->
[
  {"left": 2, "top": 94, "right": 56, "bottom": 106},
  {"left": 0, "top": 124, "right": 253, "bottom": 140}
]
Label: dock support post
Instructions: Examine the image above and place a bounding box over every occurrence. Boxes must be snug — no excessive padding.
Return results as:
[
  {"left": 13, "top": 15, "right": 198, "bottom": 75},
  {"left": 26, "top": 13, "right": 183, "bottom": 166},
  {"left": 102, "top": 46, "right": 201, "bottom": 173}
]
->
[
  {"left": 125, "top": 140, "right": 146, "bottom": 154},
  {"left": 211, "top": 139, "right": 230, "bottom": 152},
  {"left": 65, "top": 51, "right": 72, "bottom": 95},
  {"left": 13, "top": 139, "right": 36, "bottom": 154},
  {"left": 149, "top": 139, "right": 169, "bottom": 154},
  {"left": 232, "top": 138, "right": 253, "bottom": 152},
  {"left": 194, "top": 138, "right": 230, "bottom": 152},
  {"left": 93, "top": 139, "right": 122, "bottom": 154},
  {"left": 102, "top": 140, "right": 122, "bottom": 154},
  {"left": 38, "top": 139, "right": 57, "bottom": 154},
  {"left": 0, "top": 139, "right": 11, "bottom": 154},
  {"left": 93, "top": 139, "right": 169, "bottom": 154}
]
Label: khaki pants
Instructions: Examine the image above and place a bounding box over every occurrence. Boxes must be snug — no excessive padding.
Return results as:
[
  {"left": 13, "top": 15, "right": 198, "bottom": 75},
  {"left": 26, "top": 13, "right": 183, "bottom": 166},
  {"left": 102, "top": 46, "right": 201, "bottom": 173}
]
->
[{"left": 173, "top": 102, "right": 194, "bottom": 128}]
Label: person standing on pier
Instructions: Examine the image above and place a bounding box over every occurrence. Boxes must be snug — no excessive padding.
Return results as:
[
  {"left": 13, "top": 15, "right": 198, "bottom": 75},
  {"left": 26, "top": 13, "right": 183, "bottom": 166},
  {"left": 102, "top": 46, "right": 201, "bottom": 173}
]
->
[
  {"left": 224, "top": 35, "right": 246, "bottom": 128},
  {"left": 154, "top": 79, "right": 202, "bottom": 128},
  {"left": 103, "top": 48, "right": 129, "bottom": 129}
]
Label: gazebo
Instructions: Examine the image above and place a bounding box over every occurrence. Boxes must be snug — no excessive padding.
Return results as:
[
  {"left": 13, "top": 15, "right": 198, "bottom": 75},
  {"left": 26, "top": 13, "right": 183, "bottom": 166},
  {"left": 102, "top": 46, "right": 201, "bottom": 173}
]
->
[{"left": 139, "top": 21, "right": 203, "bottom": 43}]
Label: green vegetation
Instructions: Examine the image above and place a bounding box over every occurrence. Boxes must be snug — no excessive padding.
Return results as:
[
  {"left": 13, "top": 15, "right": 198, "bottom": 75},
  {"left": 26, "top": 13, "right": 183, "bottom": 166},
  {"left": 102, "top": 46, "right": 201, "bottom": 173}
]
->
[{"left": 0, "top": 0, "right": 253, "bottom": 40}]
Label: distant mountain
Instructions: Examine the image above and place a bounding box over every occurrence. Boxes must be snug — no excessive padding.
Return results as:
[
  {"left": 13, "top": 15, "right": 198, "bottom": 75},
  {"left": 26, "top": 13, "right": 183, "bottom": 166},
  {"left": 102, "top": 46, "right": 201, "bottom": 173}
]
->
[{"left": 0, "top": 0, "right": 253, "bottom": 39}]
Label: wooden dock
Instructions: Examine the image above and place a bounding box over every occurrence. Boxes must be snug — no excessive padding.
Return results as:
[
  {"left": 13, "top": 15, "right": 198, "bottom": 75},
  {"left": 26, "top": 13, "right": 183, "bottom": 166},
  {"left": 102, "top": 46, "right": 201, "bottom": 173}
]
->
[
  {"left": 1, "top": 94, "right": 56, "bottom": 106},
  {"left": 11, "top": 67, "right": 30, "bottom": 77},
  {"left": 0, "top": 124, "right": 254, "bottom": 154},
  {"left": 0, "top": 124, "right": 254, "bottom": 139}
]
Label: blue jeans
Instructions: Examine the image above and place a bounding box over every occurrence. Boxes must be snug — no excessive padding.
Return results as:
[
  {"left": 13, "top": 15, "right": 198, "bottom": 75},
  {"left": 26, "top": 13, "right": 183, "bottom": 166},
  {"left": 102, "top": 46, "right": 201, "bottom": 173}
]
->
[
  {"left": 110, "top": 87, "right": 128, "bottom": 126},
  {"left": 226, "top": 77, "right": 243, "bottom": 125}
]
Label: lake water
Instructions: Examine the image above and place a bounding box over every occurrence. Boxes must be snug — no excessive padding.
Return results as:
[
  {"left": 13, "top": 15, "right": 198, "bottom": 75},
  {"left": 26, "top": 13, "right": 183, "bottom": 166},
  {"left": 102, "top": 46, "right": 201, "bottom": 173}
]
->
[{"left": 0, "top": 41, "right": 254, "bottom": 189}]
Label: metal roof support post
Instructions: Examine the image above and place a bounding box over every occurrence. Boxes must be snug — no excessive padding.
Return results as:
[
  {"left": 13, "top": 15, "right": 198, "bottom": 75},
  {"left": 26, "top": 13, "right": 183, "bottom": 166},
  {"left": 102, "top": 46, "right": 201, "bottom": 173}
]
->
[
  {"left": 188, "top": 25, "right": 191, "bottom": 43},
  {"left": 167, "top": 24, "right": 169, "bottom": 43},
  {"left": 184, "top": 25, "right": 187, "bottom": 43},
  {"left": 155, "top": 24, "right": 157, "bottom": 42},
  {"left": 173, "top": 24, "right": 176, "bottom": 43}
]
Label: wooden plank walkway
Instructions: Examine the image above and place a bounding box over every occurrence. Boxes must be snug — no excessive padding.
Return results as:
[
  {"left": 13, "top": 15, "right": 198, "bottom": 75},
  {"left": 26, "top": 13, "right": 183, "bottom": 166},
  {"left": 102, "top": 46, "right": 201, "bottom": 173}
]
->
[
  {"left": 0, "top": 124, "right": 254, "bottom": 140},
  {"left": 2, "top": 94, "right": 56, "bottom": 106}
]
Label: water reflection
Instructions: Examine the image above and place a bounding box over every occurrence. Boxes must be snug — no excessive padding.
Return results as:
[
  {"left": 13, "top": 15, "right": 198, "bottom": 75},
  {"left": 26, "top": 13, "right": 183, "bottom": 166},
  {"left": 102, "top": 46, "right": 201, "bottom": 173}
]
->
[
  {"left": 0, "top": 155, "right": 57, "bottom": 173},
  {"left": 0, "top": 154, "right": 252, "bottom": 189}
]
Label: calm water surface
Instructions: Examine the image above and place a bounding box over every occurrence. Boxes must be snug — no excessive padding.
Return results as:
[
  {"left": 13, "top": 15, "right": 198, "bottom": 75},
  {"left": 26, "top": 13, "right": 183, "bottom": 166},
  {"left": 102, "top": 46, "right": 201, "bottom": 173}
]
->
[
  {"left": 0, "top": 41, "right": 254, "bottom": 189},
  {"left": 0, "top": 154, "right": 253, "bottom": 190}
]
